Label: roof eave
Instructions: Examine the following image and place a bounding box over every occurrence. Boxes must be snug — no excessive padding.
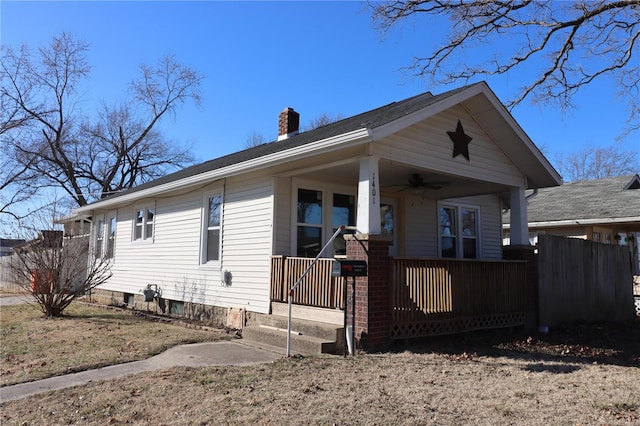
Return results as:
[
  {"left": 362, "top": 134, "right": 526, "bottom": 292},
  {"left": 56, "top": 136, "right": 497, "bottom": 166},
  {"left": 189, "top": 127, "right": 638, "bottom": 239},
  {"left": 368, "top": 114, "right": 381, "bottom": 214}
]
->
[{"left": 73, "top": 128, "right": 373, "bottom": 214}]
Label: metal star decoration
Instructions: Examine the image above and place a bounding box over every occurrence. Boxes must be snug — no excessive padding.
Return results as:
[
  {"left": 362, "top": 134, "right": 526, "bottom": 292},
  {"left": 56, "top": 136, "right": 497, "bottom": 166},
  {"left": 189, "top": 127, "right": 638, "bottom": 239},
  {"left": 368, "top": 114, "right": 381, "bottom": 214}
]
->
[{"left": 447, "top": 119, "right": 472, "bottom": 161}]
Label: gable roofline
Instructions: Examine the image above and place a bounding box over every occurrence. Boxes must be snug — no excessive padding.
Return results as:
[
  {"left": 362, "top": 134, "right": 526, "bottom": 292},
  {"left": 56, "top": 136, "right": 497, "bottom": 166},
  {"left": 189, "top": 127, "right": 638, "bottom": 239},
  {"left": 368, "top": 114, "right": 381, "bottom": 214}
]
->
[
  {"left": 371, "top": 82, "right": 561, "bottom": 189},
  {"left": 624, "top": 173, "right": 640, "bottom": 190},
  {"left": 72, "top": 82, "right": 560, "bottom": 215}
]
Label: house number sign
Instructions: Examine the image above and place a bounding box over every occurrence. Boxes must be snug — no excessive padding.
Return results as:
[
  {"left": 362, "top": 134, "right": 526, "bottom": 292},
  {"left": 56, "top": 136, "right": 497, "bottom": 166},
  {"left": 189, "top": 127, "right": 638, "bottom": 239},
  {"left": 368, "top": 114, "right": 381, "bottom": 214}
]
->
[{"left": 371, "top": 172, "right": 377, "bottom": 205}]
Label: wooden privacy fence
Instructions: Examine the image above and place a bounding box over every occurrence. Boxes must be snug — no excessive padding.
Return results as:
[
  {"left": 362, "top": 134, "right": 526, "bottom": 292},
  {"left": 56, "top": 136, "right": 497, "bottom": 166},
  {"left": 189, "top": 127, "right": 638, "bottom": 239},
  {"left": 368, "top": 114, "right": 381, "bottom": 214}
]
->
[
  {"left": 0, "top": 254, "right": 22, "bottom": 289},
  {"left": 537, "top": 234, "right": 634, "bottom": 326},
  {"left": 390, "top": 258, "right": 528, "bottom": 339},
  {"left": 270, "top": 256, "right": 346, "bottom": 309}
]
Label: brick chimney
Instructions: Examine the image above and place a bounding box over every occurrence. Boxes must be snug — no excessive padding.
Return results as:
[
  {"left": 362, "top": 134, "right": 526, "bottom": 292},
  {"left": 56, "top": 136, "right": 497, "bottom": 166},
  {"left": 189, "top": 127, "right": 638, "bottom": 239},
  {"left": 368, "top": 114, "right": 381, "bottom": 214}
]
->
[{"left": 277, "top": 107, "right": 300, "bottom": 141}]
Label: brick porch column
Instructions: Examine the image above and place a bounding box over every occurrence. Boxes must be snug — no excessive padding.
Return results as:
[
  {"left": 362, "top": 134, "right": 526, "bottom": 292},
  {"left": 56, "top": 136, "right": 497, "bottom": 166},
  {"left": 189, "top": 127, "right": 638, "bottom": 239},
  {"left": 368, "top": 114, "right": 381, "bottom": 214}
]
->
[
  {"left": 503, "top": 245, "right": 537, "bottom": 331},
  {"left": 345, "top": 233, "right": 392, "bottom": 352}
]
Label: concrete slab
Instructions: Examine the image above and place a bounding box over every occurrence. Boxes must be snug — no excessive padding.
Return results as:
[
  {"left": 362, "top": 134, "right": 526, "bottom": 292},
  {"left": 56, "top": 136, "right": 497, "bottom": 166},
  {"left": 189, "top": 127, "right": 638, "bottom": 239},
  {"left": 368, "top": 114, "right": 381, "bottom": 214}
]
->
[{"left": 0, "top": 341, "right": 283, "bottom": 403}]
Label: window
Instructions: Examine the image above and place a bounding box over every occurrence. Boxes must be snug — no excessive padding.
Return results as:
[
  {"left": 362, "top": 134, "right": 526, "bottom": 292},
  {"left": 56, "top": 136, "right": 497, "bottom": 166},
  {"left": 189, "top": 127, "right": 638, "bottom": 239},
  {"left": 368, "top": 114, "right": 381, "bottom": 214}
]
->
[
  {"left": 106, "top": 214, "right": 116, "bottom": 258},
  {"left": 439, "top": 204, "right": 480, "bottom": 259},
  {"left": 295, "top": 187, "right": 359, "bottom": 258},
  {"left": 202, "top": 192, "right": 222, "bottom": 264},
  {"left": 95, "top": 218, "right": 105, "bottom": 259},
  {"left": 592, "top": 232, "right": 601, "bottom": 242},
  {"left": 297, "top": 189, "right": 323, "bottom": 257},
  {"left": 95, "top": 212, "right": 117, "bottom": 259},
  {"left": 133, "top": 205, "right": 155, "bottom": 241},
  {"left": 381, "top": 198, "right": 398, "bottom": 257},
  {"left": 332, "top": 193, "right": 356, "bottom": 256},
  {"left": 123, "top": 293, "right": 134, "bottom": 306},
  {"left": 294, "top": 186, "right": 398, "bottom": 258}
]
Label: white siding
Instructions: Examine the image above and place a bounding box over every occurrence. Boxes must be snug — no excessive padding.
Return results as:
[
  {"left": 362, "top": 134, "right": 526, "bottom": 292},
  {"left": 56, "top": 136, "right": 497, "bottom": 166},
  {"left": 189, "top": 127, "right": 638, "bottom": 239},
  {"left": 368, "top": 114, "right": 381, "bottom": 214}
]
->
[
  {"left": 404, "top": 197, "right": 439, "bottom": 257},
  {"left": 96, "top": 176, "right": 275, "bottom": 314},
  {"left": 374, "top": 106, "right": 524, "bottom": 187},
  {"left": 273, "top": 177, "right": 292, "bottom": 255}
]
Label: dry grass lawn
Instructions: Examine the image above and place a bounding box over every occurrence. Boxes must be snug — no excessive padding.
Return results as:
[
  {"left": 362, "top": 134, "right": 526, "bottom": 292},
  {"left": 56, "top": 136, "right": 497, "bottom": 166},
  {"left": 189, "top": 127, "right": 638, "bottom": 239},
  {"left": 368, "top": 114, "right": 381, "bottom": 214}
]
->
[
  {"left": 1, "top": 297, "right": 639, "bottom": 425},
  {"left": 0, "top": 302, "right": 230, "bottom": 386}
]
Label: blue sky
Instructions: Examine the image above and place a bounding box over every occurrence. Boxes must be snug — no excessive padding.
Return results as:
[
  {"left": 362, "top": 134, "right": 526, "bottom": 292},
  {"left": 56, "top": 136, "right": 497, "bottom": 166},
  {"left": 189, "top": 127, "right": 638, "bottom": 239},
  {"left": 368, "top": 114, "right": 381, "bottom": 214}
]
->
[{"left": 1, "top": 1, "right": 637, "bottom": 168}]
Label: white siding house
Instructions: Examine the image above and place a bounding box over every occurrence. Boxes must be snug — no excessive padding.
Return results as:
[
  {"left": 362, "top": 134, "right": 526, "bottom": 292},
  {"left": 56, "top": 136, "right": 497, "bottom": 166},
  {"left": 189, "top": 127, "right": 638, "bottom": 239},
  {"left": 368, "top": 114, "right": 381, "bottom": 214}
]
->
[{"left": 62, "top": 82, "right": 561, "bottom": 324}]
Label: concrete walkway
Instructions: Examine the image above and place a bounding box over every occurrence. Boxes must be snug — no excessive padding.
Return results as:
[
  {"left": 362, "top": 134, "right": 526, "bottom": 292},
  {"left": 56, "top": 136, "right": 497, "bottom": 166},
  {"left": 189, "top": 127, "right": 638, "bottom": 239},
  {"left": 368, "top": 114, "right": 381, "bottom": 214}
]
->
[
  {"left": 0, "top": 341, "right": 283, "bottom": 402},
  {"left": 0, "top": 295, "right": 33, "bottom": 306}
]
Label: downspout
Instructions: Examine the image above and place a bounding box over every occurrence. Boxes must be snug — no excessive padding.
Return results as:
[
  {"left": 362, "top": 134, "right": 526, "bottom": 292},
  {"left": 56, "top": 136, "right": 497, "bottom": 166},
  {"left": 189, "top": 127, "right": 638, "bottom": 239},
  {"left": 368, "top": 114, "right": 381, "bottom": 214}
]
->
[
  {"left": 220, "top": 179, "right": 229, "bottom": 286},
  {"left": 82, "top": 217, "right": 94, "bottom": 300}
]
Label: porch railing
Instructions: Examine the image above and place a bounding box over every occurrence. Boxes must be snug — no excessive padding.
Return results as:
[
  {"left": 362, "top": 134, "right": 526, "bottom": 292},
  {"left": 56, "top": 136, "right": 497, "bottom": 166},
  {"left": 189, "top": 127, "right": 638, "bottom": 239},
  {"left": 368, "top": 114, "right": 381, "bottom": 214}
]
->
[
  {"left": 270, "top": 256, "right": 346, "bottom": 310},
  {"left": 390, "top": 258, "right": 528, "bottom": 339}
]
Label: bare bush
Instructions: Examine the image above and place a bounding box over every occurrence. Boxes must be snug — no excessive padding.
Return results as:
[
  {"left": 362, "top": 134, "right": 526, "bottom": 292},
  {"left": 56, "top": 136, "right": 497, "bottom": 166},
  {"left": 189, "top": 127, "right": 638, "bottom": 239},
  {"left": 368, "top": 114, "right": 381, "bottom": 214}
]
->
[{"left": 11, "top": 231, "right": 112, "bottom": 317}]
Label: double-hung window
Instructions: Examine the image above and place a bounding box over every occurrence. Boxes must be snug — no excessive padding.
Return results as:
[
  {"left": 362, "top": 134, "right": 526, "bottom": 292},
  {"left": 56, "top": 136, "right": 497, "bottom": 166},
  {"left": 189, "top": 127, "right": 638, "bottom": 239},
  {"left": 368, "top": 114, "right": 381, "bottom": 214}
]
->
[
  {"left": 439, "top": 203, "right": 480, "bottom": 259},
  {"left": 95, "top": 212, "right": 117, "bottom": 259},
  {"left": 202, "top": 191, "right": 222, "bottom": 264},
  {"left": 133, "top": 205, "right": 155, "bottom": 241},
  {"left": 95, "top": 217, "right": 105, "bottom": 259},
  {"left": 106, "top": 214, "right": 116, "bottom": 258}
]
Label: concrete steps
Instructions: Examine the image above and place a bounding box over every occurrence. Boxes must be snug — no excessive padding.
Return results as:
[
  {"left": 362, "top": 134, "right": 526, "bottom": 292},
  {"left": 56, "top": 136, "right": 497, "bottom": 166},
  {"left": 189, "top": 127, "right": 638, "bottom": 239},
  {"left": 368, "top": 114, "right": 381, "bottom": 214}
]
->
[{"left": 242, "top": 314, "right": 345, "bottom": 355}]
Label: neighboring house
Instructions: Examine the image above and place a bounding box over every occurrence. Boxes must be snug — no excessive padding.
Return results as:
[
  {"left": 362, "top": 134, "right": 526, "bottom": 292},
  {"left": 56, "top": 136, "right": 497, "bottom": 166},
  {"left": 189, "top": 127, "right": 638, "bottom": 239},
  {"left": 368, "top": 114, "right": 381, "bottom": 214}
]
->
[
  {"left": 59, "top": 82, "right": 561, "bottom": 346},
  {"left": 0, "top": 238, "right": 27, "bottom": 257},
  {"left": 503, "top": 174, "right": 640, "bottom": 275}
]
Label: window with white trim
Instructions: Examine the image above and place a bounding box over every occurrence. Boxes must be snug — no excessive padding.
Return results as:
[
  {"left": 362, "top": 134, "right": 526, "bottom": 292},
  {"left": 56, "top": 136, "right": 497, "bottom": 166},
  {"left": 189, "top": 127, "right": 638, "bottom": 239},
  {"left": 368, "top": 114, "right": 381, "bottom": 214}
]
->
[
  {"left": 439, "top": 203, "right": 480, "bottom": 259},
  {"left": 106, "top": 214, "right": 116, "bottom": 258},
  {"left": 202, "top": 192, "right": 222, "bottom": 264},
  {"left": 332, "top": 193, "right": 356, "bottom": 256},
  {"left": 95, "top": 212, "right": 117, "bottom": 259},
  {"left": 95, "top": 217, "right": 105, "bottom": 259},
  {"left": 133, "top": 205, "right": 155, "bottom": 241},
  {"left": 297, "top": 188, "right": 323, "bottom": 257},
  {"left": 295, "top": 186, "right": 357, "bottom": 258}
]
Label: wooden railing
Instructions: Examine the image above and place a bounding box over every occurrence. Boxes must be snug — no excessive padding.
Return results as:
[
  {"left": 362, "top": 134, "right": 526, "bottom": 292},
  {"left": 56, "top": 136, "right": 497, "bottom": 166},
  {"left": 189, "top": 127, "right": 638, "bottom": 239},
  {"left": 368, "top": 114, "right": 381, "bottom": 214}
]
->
[
  {"left": 390, "top": 258, "right": 528, "bottom": 338},
  {"left": 270, "top": 256, "right": 346, "bottom": 309}
]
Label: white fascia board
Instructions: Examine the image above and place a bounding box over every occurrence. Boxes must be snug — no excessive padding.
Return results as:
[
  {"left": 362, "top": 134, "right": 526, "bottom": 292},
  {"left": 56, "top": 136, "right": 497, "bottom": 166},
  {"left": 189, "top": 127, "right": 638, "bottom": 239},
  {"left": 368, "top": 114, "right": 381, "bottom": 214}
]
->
[
  {"left": 73, "top": 128, "right": 372, "bottom": 214},
  {"left": 371, "top": 84, "right": 487, "bottom": 141},
  {"left": 54, "top": 211, "right": 90, "bottom": 224},
  {"left": 503, "top": 216, "right": 640, "bottom": 229}
]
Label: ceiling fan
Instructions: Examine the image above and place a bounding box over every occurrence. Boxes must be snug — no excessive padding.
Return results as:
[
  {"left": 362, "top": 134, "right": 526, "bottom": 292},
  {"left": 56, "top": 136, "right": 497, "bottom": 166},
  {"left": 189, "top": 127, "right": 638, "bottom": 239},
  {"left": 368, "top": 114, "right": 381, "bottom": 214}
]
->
[{"left": 386, "top": 173, "right": 449, "bottom": 191}]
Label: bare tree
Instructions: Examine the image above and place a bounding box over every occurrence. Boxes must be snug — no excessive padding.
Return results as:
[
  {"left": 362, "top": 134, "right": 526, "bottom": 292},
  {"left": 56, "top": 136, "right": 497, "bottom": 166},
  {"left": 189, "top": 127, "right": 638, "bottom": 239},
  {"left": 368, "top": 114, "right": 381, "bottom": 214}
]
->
[
  {"left": 244, "top": 131, "right": 270, "bottom": 149},
  {"left": 371, "top": 1, "right": 640, "bottom": 135},
  {"left": 1, "top": 32, "right": 203, "bottom": 213},
  {"left": 243, "top": 112, "right": 345, "bottom": 149},
  {"left": 304, "top": 112, "right": 345, "bottom": 131},
  {"left": 554, "top": 144, "right": 639, "bottom": 181}
]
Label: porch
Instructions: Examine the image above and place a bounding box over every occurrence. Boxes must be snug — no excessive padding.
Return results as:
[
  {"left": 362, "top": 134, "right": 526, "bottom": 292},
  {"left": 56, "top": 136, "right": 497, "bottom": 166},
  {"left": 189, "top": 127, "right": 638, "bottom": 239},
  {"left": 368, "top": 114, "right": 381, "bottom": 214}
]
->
[{"left": 269, "top": 255, "right": 529, "bottom": 343}]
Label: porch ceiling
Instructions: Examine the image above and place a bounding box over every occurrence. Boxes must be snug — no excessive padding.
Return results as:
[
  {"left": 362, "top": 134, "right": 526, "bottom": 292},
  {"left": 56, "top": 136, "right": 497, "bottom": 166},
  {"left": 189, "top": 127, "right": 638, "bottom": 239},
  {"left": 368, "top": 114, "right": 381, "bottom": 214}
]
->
[{"left": 302, "top": 158, "right": 513, "bottom": 201}]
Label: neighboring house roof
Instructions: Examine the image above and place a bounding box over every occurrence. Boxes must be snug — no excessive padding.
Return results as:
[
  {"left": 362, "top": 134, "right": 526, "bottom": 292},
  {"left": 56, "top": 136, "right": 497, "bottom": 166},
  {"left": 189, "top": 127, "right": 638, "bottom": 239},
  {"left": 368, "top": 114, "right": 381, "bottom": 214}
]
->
[
  {"left": 71, "top": 81, "right": 560, "bottom": 215},
  {"left": 0, "top": 238, "right": 27, "bottom": 255},
  {"left": 504, "top": 174, "right": 640, "bottom": 227},
  {"left": 14, "top": 230, "right": 64, "bottom": 252}
]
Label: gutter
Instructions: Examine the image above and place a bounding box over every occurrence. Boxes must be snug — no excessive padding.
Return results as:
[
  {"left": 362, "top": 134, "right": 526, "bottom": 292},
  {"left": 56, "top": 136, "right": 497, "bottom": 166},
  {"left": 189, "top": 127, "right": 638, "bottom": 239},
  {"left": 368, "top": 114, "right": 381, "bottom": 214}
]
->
[{"left": 503, "top": 216, "right": 640, "bottom": 229}]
